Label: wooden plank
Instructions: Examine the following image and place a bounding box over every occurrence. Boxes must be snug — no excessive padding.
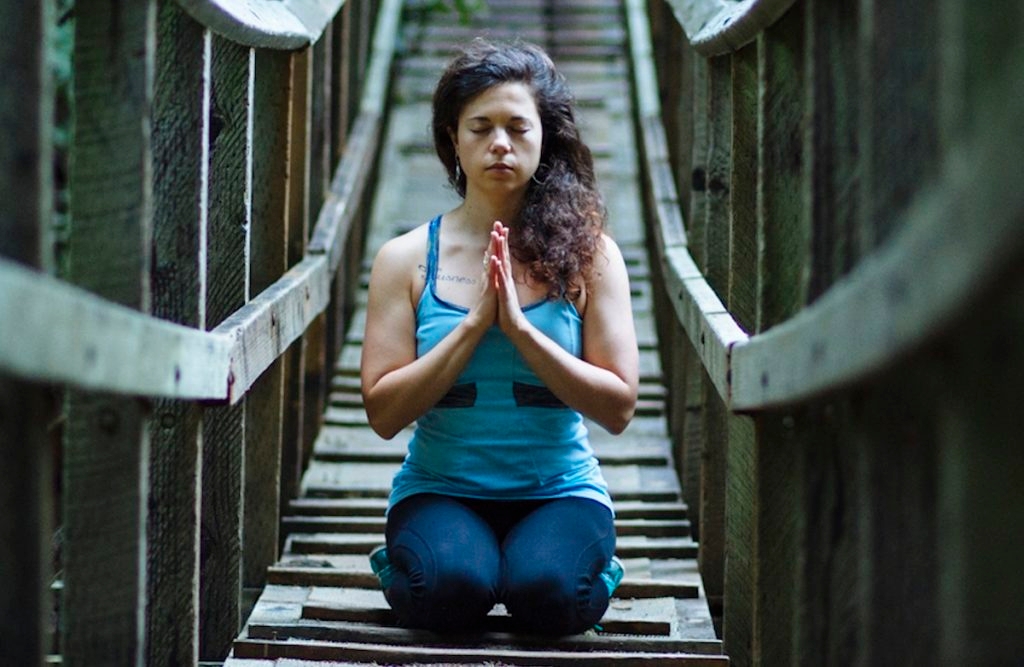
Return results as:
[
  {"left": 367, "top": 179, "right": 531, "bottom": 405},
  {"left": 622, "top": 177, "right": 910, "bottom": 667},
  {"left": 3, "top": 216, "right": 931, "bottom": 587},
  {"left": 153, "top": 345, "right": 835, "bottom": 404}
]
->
[
  {"left": 0, "top": 3, "right": 53, "bottom": 664},
  {"left": 199, "top": 35, "right": 252, "bottom": 662},
  {"left": 175, "top": 0, "right": 347, "bottom": 49},
  {"left": 299, "top": 461, "right": 683, "bottom": 500},
  {"left": 0, "top": 258, "right": 233, "bottom": 398},
  {"left": 723, "top": 414, "right": 757, "bottom": 663},
  {"left": 687, "top": 45, "right": 710, "bottom": 271},
  {"left": 755, "top": 9, "right": 808, "bottom": 331},
  {"left": 859, "top": 0, "right": 940, "bottom": 249},
  {"left": 280, "top": 46, "right": 312, "bottom": 521},
  {"left": 728, "top": 42, "right": 759, "bottom": 333},
  {"left": 62, "top": 1, "right": 157, "bottom": 663},
  {"left": 299, "top": 587, "right": 678, "bottom": 636},
  {"left": 216, "top": 256, "right": 331, "bottom": 404},
  {"left": 246, "top": 618, "right": 722, "bottom": 654},
  {"left": 0, "top": 386, "right": 54, "bottom": 664},
  {"left": 233, "top": 636, "right": 729, "bottom": 665},
  {"left": 146, "top": 4, "right": 207, "bottom": 663},
  {"left": 804, "top": 0, "right": 859, "bottom": 301},
  {"left": 702, "top": 55, "right": 731, "bottom": 300},
  {"left": 0, "top": 1, "right": 51, "bottom": 268},
  {"left": 697, "top": 373, "right": 726, "bottom": 622},
  {"left": 663, "top": 0, "right": 797, "bottom": 57},
  {"left": 241, "top": 46, "right": 292, "bottom": 593}
]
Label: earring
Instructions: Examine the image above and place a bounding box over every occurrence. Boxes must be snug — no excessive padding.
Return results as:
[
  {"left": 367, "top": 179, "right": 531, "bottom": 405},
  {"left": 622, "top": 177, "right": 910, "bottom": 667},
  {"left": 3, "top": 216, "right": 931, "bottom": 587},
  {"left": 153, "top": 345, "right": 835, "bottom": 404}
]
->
[
  {"left": 455, "top": 158, "right": 462, "bottom": 184},
  {"left": 531, "top": 162, "right": 550, "bottom": 185}
]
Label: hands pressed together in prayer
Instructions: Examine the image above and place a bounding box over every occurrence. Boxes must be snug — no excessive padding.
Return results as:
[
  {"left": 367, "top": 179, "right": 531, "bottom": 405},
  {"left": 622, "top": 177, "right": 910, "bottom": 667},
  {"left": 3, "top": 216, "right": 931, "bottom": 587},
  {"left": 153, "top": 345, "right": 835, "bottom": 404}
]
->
[{"left": 473, "top": 221, "right": 528, "bottom": 336}]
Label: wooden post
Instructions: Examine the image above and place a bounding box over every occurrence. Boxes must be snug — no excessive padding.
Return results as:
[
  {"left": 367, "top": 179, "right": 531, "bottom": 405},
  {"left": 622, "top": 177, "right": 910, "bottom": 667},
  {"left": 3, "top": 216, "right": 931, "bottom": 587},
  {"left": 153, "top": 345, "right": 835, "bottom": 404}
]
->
[
  {"left": 146, "top": 3, "right": 208, "bottom": 664},
  {"left": 199, "top": 36, "right": 252, "bottom": 662},
  {"left": 302, "top": 40, "right": 331, "bottom": 464},
  {"left": 757, "top": 7, "right": 808, "bottom": 331},
  {"left": 242, "top": 47, "right": 292, "bottom": 595},
  {"left": 281, "top": 47, "right": 312, "bottom": 511},
  {"left": 804, "top": 0, "right": 860, "bottom": 301},
  {"left": 0, "top": 4, "right": 54, "bottom": 664},
  {"left": 63, "top": 2, "right": 157, "bottom": 663},
  {"left": 858, "top": 0, "right": 939, "bottom": 251},
  {"left": 722, "top": 40, "right": 761, "bottom": 665},
  {"left": 751, "top": 7, "right": 811, "bottom": 666},
  {"left": 688, "top": 56, "right": 709, "bottom": 271},
  {"left": 697, "top": 53, "right": 732, "bottom": 639}
]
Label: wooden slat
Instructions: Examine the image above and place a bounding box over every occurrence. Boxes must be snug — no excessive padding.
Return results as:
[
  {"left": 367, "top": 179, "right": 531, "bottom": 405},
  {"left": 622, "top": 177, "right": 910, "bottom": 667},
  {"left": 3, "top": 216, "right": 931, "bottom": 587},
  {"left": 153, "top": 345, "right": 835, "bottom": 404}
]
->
[
  {"left": 61, "top": 2, "right": 157, "bottom": 663},
  {"left": 199, "top": 35, "right": 252, "bottom": 662},
  {"left": 0, "top": 2, "right": 53, "bottom": 665},
  {"left": 146, "top": 3, "right": 207, "bottom": 662},
  {"left": 280, "top": 46, "right": 312, "bottom": 518},
  {"left": 242, "top": 46, "right": 293, "bottom": 593}
]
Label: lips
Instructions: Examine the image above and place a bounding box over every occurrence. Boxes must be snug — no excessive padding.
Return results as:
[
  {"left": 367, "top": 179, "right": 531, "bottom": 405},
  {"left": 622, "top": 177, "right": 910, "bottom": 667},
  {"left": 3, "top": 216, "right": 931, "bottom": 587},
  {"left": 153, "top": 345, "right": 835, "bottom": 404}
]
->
[{"left": 488, "top": 163, "right": 514, "bottom": 171}]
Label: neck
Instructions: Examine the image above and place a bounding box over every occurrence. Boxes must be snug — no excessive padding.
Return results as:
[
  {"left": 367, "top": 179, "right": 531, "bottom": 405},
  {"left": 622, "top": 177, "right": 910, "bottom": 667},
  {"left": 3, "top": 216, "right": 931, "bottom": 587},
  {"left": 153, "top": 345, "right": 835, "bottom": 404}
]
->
[{"left": 457, "top": 188, "right": 524, "bottom": 232}]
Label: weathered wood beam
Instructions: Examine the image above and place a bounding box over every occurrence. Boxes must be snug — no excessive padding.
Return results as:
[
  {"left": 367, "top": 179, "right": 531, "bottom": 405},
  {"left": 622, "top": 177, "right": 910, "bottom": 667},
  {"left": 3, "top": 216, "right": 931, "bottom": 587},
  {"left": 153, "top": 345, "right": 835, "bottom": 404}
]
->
[
  {"left": 146, "top": 2, "right": 208, "bottom": 663},
  {"left": 62, "top": 1, "right": 157, "bottom": 663},
  {"left": 175, "top": 0, "right": 346, "bottom": 49},
  {"left": 242, "top": 45, "right": 291, "bottom": 601},
  {"left": 663, "top": 0, "right": 798, "bottom": 56},
  {"left": 0, "top": 258, "right": 232, "bottom": 398},
  {"left": 0, "top": 3, "right": 54, "bottom": 664},
  {"left": 199, "top": 35, "right": 252, "bottom": 661}
]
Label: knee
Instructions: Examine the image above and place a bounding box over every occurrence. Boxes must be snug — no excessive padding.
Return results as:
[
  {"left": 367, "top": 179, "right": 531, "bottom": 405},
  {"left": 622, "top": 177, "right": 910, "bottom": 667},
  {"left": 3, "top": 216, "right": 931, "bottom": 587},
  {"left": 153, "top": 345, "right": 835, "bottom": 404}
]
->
[
  {"left": 396, "top": 554, "right": 497, "bottom": 633},
  {"left": 504, "top": 568, "right": 586, "bottom": 636}
]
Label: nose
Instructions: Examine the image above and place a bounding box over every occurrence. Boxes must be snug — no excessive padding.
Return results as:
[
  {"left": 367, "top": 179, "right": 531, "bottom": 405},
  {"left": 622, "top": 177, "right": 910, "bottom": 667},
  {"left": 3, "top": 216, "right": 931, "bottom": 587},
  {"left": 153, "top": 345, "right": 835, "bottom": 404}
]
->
[{"left": 490, "top": 129, "right": 511, "bottom": 153}]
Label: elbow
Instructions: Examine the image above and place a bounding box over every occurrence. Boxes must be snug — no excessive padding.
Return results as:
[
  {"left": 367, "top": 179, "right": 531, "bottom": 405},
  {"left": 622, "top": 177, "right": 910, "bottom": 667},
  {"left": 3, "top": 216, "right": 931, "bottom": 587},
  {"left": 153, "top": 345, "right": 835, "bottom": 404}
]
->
[
  {"left": 366, "top": 411, "right": 403, "bottom": 440},
  {"left": 599, "top": 395, "right": 637, "bottom": 436},
  {"left": 602, "top": 410, "right": 633, "bottom": 435},
  {"left": 363, "top": 400, "right": 403, "bottom": 440},
  {"left": 368, "top": 419, "right": 401, "bottom": 441}
]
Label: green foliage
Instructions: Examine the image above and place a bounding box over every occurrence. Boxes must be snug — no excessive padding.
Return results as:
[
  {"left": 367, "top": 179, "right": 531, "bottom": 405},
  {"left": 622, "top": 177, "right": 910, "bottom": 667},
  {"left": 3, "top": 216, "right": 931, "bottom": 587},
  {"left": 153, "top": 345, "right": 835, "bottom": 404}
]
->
[
  {"left": 50, "top": 0, "right": 74, "bottom": 279},
  {"left": 417, "top": 0, "right": 487, "bottom": 25}
]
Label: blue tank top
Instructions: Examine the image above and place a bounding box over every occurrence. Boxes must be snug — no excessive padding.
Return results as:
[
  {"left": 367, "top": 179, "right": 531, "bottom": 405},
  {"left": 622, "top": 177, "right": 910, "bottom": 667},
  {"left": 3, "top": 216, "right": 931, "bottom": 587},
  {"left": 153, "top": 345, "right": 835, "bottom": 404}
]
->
[{"left": 387, "top": 215, "right": 612, "bottom": 513}]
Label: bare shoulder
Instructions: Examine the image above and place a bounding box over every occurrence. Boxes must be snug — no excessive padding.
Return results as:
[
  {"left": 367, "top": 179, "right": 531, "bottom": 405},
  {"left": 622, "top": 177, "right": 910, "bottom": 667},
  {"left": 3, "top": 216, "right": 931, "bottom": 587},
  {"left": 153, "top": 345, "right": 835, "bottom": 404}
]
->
[
  {"left": 591, "top": 233, "right": 629, "bottom": 283},
  {"left": 373, "top": 223, "right": 428, "bottom": 266},
  {"left": 369, "top": 223, "right": 429, "bottom": 285}
]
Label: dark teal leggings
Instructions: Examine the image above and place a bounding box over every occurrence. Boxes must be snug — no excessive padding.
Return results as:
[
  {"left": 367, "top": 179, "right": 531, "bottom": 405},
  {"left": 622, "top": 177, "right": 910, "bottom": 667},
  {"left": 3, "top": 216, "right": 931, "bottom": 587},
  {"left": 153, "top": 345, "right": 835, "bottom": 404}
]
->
[{"left": 384, "top": 493, "right": 616, "bottom": 636}]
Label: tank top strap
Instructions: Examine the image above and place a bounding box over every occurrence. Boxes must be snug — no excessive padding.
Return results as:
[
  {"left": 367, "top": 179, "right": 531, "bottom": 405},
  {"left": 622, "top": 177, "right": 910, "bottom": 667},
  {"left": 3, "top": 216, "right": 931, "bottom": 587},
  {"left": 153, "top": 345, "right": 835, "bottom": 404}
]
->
[{"left": 425, "top": 214, "right": 442, "bottom": 293}]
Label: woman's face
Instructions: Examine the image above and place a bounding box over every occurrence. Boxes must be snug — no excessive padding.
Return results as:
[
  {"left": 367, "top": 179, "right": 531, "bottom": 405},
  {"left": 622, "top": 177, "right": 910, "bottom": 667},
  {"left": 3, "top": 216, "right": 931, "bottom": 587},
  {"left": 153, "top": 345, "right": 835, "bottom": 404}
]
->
[{"left": 452, "top": 82, "right": 543, "bottom": 199}]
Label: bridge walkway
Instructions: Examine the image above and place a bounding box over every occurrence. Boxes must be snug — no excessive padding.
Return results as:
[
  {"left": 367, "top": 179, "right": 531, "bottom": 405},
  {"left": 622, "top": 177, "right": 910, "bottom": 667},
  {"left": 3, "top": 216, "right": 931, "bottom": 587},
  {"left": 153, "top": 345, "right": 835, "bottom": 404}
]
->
[{"left": 226, "top": 0, "right": 725, "bottom": 664}]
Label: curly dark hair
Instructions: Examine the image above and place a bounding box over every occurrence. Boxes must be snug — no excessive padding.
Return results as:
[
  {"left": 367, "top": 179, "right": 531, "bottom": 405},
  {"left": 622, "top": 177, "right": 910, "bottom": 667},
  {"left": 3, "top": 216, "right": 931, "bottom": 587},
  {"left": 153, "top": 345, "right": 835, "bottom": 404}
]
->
[{"left": 431, "top": 38, "right": 606, "bottom": 300}]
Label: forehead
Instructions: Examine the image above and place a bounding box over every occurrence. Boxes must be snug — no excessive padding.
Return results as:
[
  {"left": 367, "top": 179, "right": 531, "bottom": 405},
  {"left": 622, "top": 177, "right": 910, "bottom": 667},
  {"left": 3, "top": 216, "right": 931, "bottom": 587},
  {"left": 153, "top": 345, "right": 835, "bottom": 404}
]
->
[{"left": 459, "top": 82, "right": 539, "bottom": 122}]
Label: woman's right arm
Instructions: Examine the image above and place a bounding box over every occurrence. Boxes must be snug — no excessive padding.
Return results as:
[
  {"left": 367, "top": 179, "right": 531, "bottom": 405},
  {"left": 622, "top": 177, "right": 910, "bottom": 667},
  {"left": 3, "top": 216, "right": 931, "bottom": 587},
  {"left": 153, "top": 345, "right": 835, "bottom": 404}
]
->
[{"left": 360, "top": 232, "right": 495, "bottom": 439}]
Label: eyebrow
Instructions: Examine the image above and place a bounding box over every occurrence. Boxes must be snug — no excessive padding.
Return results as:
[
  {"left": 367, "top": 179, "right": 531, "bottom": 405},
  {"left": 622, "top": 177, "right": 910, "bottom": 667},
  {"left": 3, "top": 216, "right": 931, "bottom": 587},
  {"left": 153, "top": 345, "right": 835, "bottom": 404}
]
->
[{"left": 466, "top": 115, "right": 533, "bottom": 123}]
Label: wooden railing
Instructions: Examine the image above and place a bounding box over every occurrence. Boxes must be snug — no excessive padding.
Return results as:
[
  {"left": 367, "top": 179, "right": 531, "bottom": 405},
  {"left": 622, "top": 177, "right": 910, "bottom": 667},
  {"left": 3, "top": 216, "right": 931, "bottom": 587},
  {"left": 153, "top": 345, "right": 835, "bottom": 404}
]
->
[
  {"left": 0, "top": 0, "right": 402, "bottom": 664},
  {"left": 628, "top": 0, "right": 1024, "bottom": 664}
]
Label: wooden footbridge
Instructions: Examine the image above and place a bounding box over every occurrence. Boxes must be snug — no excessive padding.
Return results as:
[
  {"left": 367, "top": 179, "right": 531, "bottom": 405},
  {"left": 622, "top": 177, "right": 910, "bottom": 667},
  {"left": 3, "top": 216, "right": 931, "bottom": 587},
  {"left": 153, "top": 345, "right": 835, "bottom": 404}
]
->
[{"left": 3, "top": 0, "right": 1023, "bottom": 666}]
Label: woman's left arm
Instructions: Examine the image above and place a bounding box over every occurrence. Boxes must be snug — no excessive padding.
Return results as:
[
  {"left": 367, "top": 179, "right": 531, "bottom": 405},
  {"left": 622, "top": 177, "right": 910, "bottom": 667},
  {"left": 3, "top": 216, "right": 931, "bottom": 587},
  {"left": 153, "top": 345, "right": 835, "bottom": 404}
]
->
[{"left": 496, "top": 231, "right": 639, "bottom": 434}]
